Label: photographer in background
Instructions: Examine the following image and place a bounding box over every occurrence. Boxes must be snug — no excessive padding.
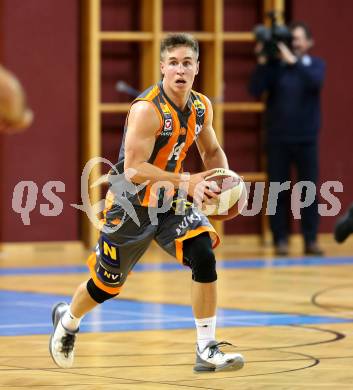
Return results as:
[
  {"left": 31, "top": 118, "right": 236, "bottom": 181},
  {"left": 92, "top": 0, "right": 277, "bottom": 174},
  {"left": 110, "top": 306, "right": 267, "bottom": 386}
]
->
[{"left": 249, "top": 21, "right": 325, "bottom": 256}]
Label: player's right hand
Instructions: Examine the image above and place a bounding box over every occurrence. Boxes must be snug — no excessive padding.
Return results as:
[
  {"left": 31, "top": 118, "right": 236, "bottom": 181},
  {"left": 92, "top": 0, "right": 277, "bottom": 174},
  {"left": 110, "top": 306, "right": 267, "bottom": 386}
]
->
[{"left": 188, "top": 170, "right": 221, "bottom": 208}]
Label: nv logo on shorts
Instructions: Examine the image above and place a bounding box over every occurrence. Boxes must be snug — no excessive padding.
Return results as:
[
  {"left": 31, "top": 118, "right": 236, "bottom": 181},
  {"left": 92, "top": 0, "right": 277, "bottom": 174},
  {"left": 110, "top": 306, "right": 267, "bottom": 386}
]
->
[
  {"left": 102, "top": 268, "right": 120, "bottom": 282},
  {"left": 96, "top": 262, "right": 122, "bottom": 286}
]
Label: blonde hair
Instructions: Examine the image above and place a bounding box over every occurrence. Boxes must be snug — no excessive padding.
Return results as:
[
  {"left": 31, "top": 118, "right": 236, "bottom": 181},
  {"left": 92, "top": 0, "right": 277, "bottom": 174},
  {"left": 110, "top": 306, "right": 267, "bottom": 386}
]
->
[{"left": 160, "top": 33, "right": 199, "bottom": 60}]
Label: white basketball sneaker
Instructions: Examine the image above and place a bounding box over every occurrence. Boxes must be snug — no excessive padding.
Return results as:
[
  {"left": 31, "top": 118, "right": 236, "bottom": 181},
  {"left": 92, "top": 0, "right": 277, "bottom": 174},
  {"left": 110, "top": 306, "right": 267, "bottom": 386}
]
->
[
  {"left": 49, "top": 302, "right": 78, "bottom": 368},
  {"left": 194, "top": 341, "right": 244, "bottom": 372}
]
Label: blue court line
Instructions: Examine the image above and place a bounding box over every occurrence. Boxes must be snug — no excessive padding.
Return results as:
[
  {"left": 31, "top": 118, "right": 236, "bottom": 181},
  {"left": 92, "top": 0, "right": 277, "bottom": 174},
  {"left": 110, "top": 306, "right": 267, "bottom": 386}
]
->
[
  {"left": 0, "top": 290, "right": 351, "bottom": 336},
  {"left": 1, "top": 256, "right": 353, "bottom": 276}
]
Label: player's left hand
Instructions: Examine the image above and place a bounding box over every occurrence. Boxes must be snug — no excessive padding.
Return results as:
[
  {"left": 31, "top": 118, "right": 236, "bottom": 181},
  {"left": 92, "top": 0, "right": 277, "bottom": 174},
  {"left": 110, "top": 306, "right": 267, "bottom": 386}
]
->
[{"left": 277, "top": 42, "right": 297, "bottom": 65}]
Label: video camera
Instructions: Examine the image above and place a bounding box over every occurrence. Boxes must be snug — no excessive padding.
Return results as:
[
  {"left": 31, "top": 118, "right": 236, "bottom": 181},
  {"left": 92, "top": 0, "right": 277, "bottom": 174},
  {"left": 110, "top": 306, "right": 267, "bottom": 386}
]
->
[{"left": 254, "top": 11, "right": 292, "bottom": 59}]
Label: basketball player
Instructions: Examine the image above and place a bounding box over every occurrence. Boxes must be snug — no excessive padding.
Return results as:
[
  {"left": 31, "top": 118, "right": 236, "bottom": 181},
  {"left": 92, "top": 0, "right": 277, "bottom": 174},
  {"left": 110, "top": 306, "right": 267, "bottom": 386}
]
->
[
  {"left": 49, "top": 33, "right": 244, "bottom": 373},
  {"left": 0, "top": 65, "right": 33, "bottom": 133}
]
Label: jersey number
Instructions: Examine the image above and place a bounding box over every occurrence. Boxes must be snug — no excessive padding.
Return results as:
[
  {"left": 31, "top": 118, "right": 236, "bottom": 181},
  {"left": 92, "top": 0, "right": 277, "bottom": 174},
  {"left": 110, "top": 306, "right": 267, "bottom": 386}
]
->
[{"left": 168, "top": 142, "right": 185, "bottom": 161}]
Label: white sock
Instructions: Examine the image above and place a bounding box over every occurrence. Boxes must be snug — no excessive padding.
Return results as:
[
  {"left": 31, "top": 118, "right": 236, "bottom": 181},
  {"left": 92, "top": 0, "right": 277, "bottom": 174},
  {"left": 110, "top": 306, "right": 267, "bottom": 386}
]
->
[
  {"left": 195, "top": 316, "right": 216, "bottom": 351},
  {"left": 61, "top": 306, "right": 82, "bottom": 332}
]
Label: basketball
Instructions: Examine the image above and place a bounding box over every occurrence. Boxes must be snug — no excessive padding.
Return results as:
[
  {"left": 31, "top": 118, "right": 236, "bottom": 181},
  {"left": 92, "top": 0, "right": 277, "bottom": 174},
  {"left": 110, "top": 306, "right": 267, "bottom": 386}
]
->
[{"left": 201, "top": 168, "right": 247, "bottom": 221}]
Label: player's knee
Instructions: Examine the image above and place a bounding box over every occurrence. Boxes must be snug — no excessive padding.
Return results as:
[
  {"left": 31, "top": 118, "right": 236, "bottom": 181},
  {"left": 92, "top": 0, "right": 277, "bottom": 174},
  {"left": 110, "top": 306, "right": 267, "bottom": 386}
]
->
[
  {"left": 191, "top": 251, "right": 217, "bottom": 283},
  {"left": 183, "top": 232, "right": 217, "bottom": 283},
  {"left": 86, "top": 278, "right": 119, "bottom": 304}
]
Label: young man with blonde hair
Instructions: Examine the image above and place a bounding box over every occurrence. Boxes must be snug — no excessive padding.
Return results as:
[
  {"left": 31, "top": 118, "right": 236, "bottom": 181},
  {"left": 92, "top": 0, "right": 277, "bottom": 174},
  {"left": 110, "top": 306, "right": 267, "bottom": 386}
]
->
[{"left": 50, "top": 33, "right": 244, "bottom": 373}]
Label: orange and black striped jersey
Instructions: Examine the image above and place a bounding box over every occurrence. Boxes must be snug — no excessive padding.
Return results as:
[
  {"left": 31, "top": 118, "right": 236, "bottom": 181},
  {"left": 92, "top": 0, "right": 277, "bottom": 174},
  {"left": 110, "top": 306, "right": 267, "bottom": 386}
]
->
[{"left": 113, "top": 81, "right": 209, "bottom": 207}]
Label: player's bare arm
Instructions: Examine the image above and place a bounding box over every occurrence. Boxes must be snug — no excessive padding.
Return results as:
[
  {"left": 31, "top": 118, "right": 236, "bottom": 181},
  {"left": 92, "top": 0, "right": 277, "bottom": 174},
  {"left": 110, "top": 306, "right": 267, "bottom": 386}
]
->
[
  {"left": 196, "top": 97, "right": 228, "bottom": 170},
  {"left": 124, "top": 100, "right": 219, "bottom": 200},
  {"left": 124, "top": 100, "right": 183, "bottom": 186},
  {"left": 0, "top": 65, "right": 33, "bottom": 132}
]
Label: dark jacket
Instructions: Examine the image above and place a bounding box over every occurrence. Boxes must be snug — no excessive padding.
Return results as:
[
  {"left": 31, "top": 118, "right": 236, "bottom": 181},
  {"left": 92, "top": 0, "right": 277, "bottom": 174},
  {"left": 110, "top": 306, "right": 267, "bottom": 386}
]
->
[{"left": 249, "top": 55, "right": 325, "bottom": 143}]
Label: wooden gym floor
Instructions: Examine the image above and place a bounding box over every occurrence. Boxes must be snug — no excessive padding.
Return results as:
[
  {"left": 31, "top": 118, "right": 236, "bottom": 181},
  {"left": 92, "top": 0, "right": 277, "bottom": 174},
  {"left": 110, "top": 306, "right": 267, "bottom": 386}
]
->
[{"left": 0, "top": 234, "right": 353, "bottom": 389}]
